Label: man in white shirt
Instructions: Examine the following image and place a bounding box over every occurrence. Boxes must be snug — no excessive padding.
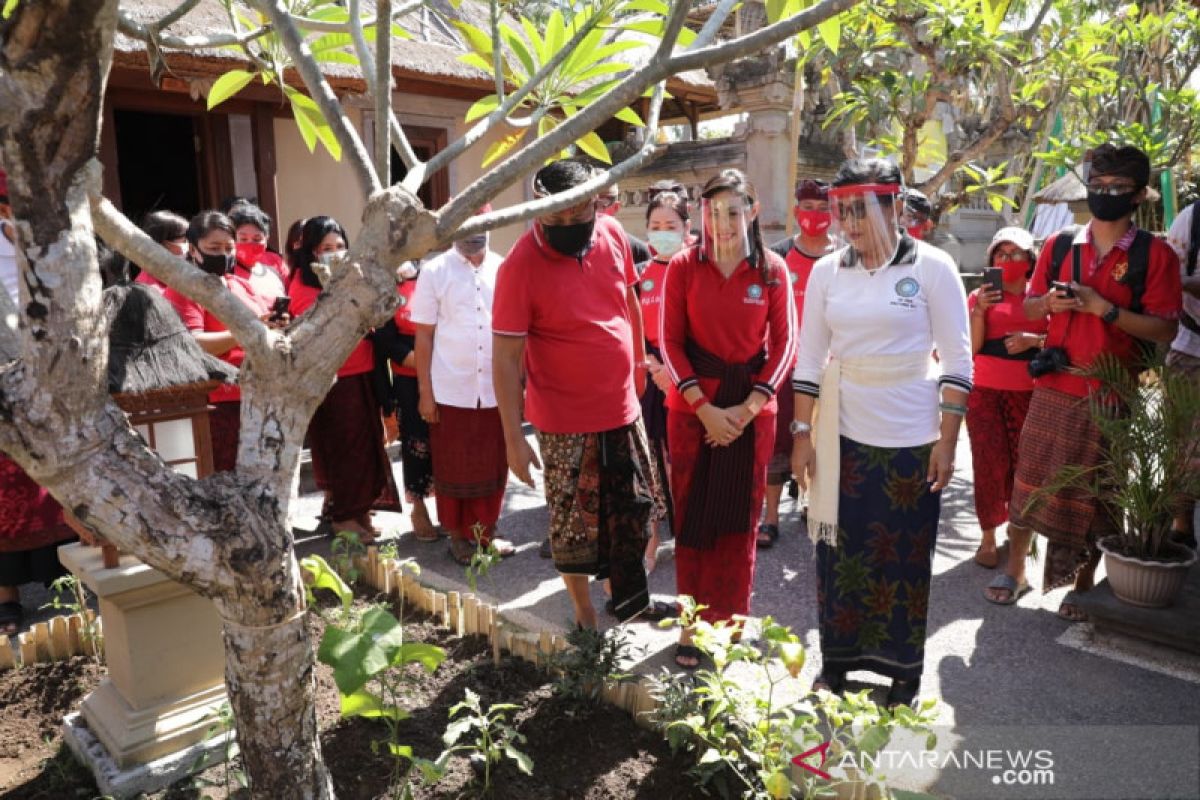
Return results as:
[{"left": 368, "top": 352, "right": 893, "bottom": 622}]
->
[
  {"left": 1164, "top": 200, "right": 1200, "bottom": 548},
  {"left": 410, "top": 226, "right": 515, "bottom": 565}
]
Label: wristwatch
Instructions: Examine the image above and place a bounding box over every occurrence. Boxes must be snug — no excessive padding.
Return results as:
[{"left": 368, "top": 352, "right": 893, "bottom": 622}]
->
[
  {"left": 1101, "top": 304, "right": 1120, "bottom": 325},
  {"left": 789, "top": 420, "right": 812, "bottom": 436}
]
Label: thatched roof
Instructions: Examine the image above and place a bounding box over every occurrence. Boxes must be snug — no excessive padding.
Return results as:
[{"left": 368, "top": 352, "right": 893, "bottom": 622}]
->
[
  {"left": 114, "top": 0, "right": 716, "bottom": 100},
  {"left": 1034, "top": 169, "right": 1161, "bottom": 204},
  {"left": 104, "top": 283, "right": 236, "bottom": 396}
]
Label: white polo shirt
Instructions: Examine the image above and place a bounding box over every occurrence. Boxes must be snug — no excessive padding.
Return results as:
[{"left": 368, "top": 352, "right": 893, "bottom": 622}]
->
[
  {"left": 1165, "top": 203, "right": 1200, "bottom": 358},
  {"left": 408, "top": 247, "right": 503, "bottom": 409},
  {"left": 793, "top": 237, "right": 973, "bottom": 448}
]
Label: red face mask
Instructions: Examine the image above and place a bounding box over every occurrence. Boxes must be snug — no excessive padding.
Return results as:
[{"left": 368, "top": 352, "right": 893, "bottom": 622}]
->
[
  {"left": 795, "top": 209, "right": 831, "bottom": 236},
  {"left": 235, "top": 241, "right": 266, "bottom": 268},
  {"left": 1001, "top": 259, "right": 1030, "bottom": 283},
  {"left": 906, "top": 225, "right": 926, "bottom": 241}
]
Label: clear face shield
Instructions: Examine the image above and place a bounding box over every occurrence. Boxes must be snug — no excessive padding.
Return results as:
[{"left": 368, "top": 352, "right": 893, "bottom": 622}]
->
[
  {"left": 700, "top": 192, "right": 753, "bottom": 265},
  {"left": 829, "top": 184, "right": 903, "bottom": 265}
]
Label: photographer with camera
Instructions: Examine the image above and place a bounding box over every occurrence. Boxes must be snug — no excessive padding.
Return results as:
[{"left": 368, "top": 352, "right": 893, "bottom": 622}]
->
[{"left": 984, "top": 144, "right": 1181, "bottom": 620}]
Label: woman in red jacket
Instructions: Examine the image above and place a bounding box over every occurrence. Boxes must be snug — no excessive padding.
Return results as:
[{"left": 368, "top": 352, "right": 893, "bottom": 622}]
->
[
  {"left": 289, "top": 216, "right": 401, "bottom": 543},
  {"left": 660, "top": 170, "right": 798, "bottom": 668}
]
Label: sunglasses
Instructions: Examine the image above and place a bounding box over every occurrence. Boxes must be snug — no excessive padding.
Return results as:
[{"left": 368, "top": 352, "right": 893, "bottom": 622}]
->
[{"left": 1086, "top": 180, "right": 1139, "bottom": 196}]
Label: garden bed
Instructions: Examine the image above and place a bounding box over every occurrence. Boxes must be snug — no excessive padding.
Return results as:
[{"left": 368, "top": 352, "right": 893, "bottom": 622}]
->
[{"left": 0, "top": 595, "right": 695, "bottom": 799}]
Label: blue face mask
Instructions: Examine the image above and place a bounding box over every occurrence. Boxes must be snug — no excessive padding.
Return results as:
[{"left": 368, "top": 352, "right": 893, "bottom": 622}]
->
[{"left": 647, "top": 229, "right": 684, "bottom": 258}]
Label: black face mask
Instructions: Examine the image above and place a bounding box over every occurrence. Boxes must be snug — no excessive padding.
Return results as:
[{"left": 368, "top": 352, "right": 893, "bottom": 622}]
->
[
  {"left": 1087, "top": 191, "right": 1139, "bottom": 222},
  {"left": 542, "top": 218, "right": 595, "bottom": 258},
  {"left": 197, "top": 252, "right": 235, "bottom": 276}
]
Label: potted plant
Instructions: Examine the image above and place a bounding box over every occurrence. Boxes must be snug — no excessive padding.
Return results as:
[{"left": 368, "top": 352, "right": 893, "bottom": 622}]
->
[{"left": 1031, "top": 353, "right": 1199, "bottom": 608}]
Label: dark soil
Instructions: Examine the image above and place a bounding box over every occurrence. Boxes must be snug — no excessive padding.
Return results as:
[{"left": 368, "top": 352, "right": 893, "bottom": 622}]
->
[{"left": 0, "top": 598, "right": 696, "bottom": 800}]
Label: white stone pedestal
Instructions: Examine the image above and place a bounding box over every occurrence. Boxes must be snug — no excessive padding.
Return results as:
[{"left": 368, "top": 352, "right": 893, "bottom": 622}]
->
[{"left": 58, "top": 543, "right": 232, "bottom": 796}]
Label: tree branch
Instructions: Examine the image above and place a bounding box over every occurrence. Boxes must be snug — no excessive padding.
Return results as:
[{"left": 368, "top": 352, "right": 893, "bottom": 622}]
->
[
  {"left": 290, "top": 0, "right": 424, "bottom": 33},
  {"left": 252, "top": 0, "right": 381, "bottom": 195},
  {"left": 657, "top": 0, "right": 692, "bottom": 59},
  {"left": 1022, "top": 0, "right": 1054, "bottom": 40},
  {"left": 438, "top": 0, "right": 860, "bottom": 234},
  {"left": 691, "top": 0, "right": 740, "bottom": 50},
  {"left": 152, "top": 0, "right": 200, "bottom": 31},
  {"left": 448, "top": 83, "right": 668, "bottom": 238},
  {"left": 373, "top": 0, "right": 393, "bottom": 181},
  {"left": 408, "top": 6, "right": 609, "bottom": 191},
  {"left": 490, "top": 0, "right": 506, "bottom": 104},
  {"left": 117, "top": 8, "right": 272, "bottom": 51},
  {"left": 90, "top": 195, "right": 274, "bottom": 365},
  {"left": 920, "top": 93, "right": 1018, "bottom": 196},
  {"left": 348, "top": 0, "right": 420, "bottom": 170}
]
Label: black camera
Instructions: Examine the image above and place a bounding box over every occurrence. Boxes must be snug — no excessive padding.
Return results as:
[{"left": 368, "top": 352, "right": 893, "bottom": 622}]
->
[{"left": 1028, "top": 346, "right": 1069, "bottom": 378}]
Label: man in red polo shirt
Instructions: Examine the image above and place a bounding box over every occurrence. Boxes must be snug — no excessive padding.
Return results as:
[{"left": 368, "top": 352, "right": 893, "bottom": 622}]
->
[
  {"left": 989, "top": 144, "right": 1181, "bottom": 620},
  {"left": 758, "top": 178, "right": 835, "bottom": 547},
  {"left": 492, "top": 159, "right": 662, "bottom": 628}
]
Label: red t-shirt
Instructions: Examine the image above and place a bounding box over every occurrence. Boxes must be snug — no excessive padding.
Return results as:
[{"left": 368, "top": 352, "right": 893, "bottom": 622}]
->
[
  {"left": 659, "top": 247, "right": 797, "bottom": 416},
  {"left": 163, "top": 273, "right": 274, "bottom": 403},
  {"left": 1031, "top": 226, "right": 1181, "bottom": 397},
  {"left": 491, "top": 215, "right": 639, "bottom": 434},
  {"left": 781, "top": 242, "right": 821, "bottom": 329},
  {"left": 967, "top": 286, "right": 1047, "bottom": 391},
  {"left": 134, "top": 270, "right": 168, "bottom": 293},
  {"left": 288, "top": 279, "right": 375, "bottom": 379},
  {"left": 390, "top": 277, "right": 418, "bottom": 378},
  {"left": 638, "top": 258, "right": 669, "bottom": 349}
]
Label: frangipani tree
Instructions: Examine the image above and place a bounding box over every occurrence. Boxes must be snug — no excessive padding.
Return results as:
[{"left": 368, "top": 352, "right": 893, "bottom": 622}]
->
[
  {"left": 778, "top": 0, "right": 1200, "bottom": 219},
  {"left": 0, "top": 0, "right": 858, "bottom": 796}
]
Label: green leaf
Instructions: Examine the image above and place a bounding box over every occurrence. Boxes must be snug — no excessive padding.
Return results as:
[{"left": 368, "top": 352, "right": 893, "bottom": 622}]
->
[
  {"left": 207, "top": 70, "right": 255, "bottom": 110},
  {"left": 340, "top": 689, "right": 409, "bottom": 721},
  {"left": 574, "top": 130, "right": 611, "bottom": 164},
  {"left": 505, "top": 742, "right": 534, "bottom": 775},
  {"left": 453, "top": 20, "right": 494, "bottom": 57},
  {"left": 458, "top": 52, "right": 495, "bottom": 73},
  {"left": 412, "top": 756, "right": 446, "bottom": 783},
  {"left": 391, "top": 642, "right": 446, "bottom": 672},
  {"left": 464, "top": 94, "right": 501, "bottom": 123},
  {"left": 544, "top": 9, "right": 565, "bottom": 61},
  {"left": 481, "top": 129, "right": 526, "bottom": 168},
  {"left": 300, "top": 555, "right": 352, "bottom": 611},
  {"left": 2, "top": 0, "right": 19, "bottom": 19},
  {"left": 500, "top": 24, "right": 536, "bottom": 79},
  {"left": 614, "top": 106, "right": 645, "bottom": 126},
  {"left": 387, "top": 743, "right": 414, "bottom": 759},
  {"left": 520, "top": 17, "right": 548, "bottom": 65},
  {"left": 317, "top": 606, "right": 407, "bottom": 694},
  {"left": 442, "top": 716, "right": 474, "bottom": 746},
  {"left": 623, "top": 0, "right": 669, "bottom": 12},
  {"left": 817, "top": 15, "right": 841, "bottom": 54}
]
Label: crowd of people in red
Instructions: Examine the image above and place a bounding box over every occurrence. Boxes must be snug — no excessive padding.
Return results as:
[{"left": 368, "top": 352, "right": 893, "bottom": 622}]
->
[{"left": 2, "top": 141, "right": 1195, "bottom": 709}]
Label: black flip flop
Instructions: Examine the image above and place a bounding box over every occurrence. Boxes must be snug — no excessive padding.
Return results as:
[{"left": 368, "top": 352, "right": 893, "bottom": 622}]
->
[
  {"left": 756, "top": 523, "right": 780, "bottom": 549},
  {"left": 674, "top": 644, "right": 702, "bottom": 670},
  {"left": 608, "top": 598, "right": 677, "bottom": 621}
]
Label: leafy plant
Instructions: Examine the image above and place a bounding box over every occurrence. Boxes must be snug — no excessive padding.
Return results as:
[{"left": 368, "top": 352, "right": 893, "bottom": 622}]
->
[
  {"left": 450, "top": 0, "right": 666, "bottom": 166},
  {"left": 1026, "top": 353, "right": 1200, "bottom": 561},
  {"left": 647, "top": 599, "right": 938, "bottom": 800},
  {"left": 464, "top": 524, "right": 502, "bottom": 593},
  {"left": 430, "top": 687, "right": 533, "bottom": 795},
  {"left": 547, "top": 624, "right": 634, "bottom": 709},
  {"left": 41, "top": 574, "right": 102, "bottom": 661},
  {"left": 189, "top": 701, "right": 246, "bottom": 799},
  {"left": 329, "top": 529, "right": 368, "bottom": 585},
  {"left": 300, "top": 554, "right": 447, "bottom": 793}
]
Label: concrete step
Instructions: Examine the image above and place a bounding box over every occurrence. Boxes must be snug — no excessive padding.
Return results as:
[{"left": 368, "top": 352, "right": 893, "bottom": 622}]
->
[{"left": 1077, "top": 565, "right": 1200, "bottom": 655}]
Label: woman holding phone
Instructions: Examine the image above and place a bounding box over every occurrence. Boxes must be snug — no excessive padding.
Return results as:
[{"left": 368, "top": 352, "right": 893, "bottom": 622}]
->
[{"left": 968, "top": 227, "right": 1046, "bottom": 572}]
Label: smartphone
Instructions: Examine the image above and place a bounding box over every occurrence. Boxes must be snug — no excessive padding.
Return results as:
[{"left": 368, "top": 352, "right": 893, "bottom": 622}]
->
[
  {"left": 1050, "top": 280, "right": 1075, "bottom": 299},
  {"left": 270, "top": 295, "right": 291, "bottom": 321},
  {"left": 983, "top": 267, "right": 1004, "bottom": 293}
]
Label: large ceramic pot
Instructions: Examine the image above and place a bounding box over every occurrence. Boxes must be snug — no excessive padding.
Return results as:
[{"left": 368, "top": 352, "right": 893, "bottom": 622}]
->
[{"left": 1098, "top": 537, "right": 1197, "bottom": 608}]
